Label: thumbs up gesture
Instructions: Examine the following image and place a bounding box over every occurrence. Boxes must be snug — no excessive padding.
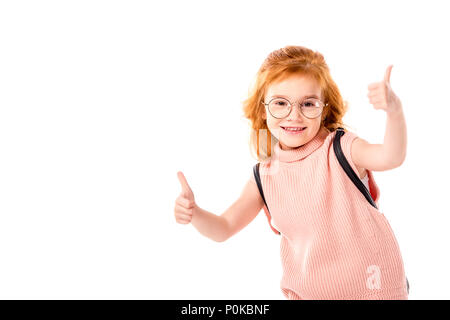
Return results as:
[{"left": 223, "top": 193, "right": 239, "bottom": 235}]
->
[
  {"left": 367, "top": 65, "right": 403, "bottom": 115},
  {"left": 174, "top": 171, "right": 197, "bottom": 224}
]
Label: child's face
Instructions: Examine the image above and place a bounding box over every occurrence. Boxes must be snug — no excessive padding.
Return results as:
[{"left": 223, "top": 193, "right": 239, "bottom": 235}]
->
[{"left": 263, "top": 74, "right": 324, "bottom": 150}]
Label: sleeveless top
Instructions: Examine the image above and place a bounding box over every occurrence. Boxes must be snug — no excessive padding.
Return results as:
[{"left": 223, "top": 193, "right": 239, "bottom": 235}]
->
[{"left": 251, "top": 126, "right": 408, "bottom": 299}]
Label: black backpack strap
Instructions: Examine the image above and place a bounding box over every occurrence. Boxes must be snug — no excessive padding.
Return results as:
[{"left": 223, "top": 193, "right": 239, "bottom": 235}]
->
[
  {"left": 333, "top": 127, "right": 378, "bottom": 209},
  {"left": 253, "top": 163, "right": 269, "bottom": 210},
  {"left": 253, "top": 163, "right": 280, "bottom": 235}
]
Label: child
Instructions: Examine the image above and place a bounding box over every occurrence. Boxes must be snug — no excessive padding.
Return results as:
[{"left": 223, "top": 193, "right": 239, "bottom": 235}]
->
[{"left": 174, "top": 45, "right": 408, "bottom": 300}]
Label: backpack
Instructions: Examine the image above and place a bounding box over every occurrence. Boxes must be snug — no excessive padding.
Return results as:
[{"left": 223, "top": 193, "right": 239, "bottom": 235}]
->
[{"left": 252, "top": 127, "right": 410, "bottom": 294}]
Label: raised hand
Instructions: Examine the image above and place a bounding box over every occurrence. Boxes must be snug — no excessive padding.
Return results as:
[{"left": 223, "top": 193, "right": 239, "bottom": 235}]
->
[
  {"left": 174, "top": 171, "right": 197, "bottom": 224},
  {"left": 367, "top": 65, "right": 403, "bottom": 115}
]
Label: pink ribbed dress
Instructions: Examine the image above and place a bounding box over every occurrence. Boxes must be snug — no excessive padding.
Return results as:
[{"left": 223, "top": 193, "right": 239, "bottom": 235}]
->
[{"left": 252, "top": 126, "right": 408, "bottom": 300}]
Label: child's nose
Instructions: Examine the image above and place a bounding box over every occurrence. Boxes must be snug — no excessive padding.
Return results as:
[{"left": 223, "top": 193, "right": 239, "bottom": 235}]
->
[{"left": 287, "top": 103, "right": 305, "bottom": 120}]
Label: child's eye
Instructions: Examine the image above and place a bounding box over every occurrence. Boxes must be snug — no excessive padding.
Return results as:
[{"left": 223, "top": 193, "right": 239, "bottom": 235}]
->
[{"left": 302, "top": 99, "right": 319, "bottom": 108}]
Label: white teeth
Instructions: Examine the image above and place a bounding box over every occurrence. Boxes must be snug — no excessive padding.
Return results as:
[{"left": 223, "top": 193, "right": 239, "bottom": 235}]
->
[{"left": 283, "top": 127, "right": 304, "bottom": 131}]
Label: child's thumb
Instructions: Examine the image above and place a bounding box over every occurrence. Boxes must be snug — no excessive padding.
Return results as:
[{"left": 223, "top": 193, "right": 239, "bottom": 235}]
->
[{"left": 177, "top": 171, "right": 194, "bottom": 197}]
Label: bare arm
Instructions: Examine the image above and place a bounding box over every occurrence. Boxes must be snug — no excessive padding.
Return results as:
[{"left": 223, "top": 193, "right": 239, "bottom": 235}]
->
[
  {"left": 220, "top": 177, "right": 264, "bottom": 241},
  {"left": 191, "top": 177, "right": 264, "bottom": 242},
  {"left": 352, "top": 108, "right": 406, "bottom": 171},
  {"left": 190, "top": 206, "right": 229, "bottom": 242}
]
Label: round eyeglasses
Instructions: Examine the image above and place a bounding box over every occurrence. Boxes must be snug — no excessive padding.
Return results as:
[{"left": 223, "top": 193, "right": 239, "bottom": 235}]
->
[{"left": 261, "top": 97, "right": 328, "bottom": 119}]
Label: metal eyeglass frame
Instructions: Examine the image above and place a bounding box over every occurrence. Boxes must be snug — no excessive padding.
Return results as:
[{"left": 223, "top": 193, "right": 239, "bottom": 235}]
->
[{"left": 261, "top": 97, "right": 329, "bottom": 119}]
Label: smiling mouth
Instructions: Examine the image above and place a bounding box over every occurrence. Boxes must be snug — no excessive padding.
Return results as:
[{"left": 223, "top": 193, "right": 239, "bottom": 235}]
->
[{"left": 281, "top": 126, "right": 307, "bottom": 132}]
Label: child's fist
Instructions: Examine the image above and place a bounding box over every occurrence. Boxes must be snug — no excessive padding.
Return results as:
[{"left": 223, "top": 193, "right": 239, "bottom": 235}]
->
[{"left": 174, "top": 171, "right": 197, "bottom": 224}]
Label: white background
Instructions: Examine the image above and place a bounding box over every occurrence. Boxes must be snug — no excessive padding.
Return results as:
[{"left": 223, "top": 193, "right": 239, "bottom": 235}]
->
[{"left": 0, "top": 0, "right": 448, "bottom": 299}]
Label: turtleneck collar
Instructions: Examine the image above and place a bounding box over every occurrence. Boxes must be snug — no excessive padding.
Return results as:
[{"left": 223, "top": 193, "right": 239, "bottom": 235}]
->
[{"left": 273, "top": 126, "right": 330, "bottom": 163}]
